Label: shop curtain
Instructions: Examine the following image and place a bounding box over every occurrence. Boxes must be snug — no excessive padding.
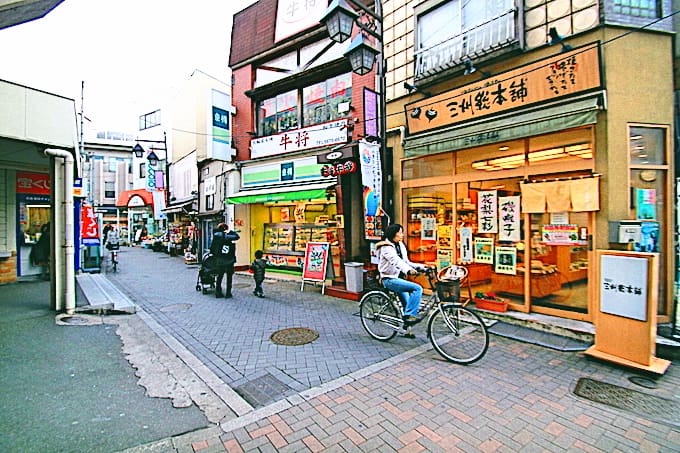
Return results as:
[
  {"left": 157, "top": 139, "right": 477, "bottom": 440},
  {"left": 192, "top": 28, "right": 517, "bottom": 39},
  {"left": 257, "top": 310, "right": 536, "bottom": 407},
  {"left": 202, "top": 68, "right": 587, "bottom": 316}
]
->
[
  {"left": 520, "top": 178, "right": 600, "bottom": 213},
  {"left": 570, "top": 178, "right": 600, "bottom": 211},
  {"left": 520, "top": 182, "right": 547, "bottom": 213}
]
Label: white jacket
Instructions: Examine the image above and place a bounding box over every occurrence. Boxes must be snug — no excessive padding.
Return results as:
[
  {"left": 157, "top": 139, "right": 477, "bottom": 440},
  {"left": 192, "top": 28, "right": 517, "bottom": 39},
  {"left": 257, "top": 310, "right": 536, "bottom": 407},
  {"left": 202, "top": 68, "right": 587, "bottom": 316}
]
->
[{"left": 375, "top": 240, "right": 425, "bottom": 279}]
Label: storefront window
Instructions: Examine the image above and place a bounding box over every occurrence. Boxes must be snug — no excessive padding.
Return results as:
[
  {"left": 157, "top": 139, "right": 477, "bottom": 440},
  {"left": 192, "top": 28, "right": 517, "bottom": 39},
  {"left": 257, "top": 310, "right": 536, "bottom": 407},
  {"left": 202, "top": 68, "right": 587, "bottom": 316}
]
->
[
  {"left": 403, "top": 185, "right": 453, "bottom": 266},
  {"left": 402, "top": 153, "right": 453, "bottom": 180},
  {"left": 628, "top": 124, "right": 669, "bottom": 315},
  {"left": 455, "top": 140, "right": 525, "bottom": 174}
]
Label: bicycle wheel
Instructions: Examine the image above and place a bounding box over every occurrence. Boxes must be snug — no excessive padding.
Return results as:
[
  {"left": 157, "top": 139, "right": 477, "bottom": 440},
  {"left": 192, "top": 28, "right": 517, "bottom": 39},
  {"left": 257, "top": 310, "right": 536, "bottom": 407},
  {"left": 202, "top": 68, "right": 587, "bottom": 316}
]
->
[
  {"left": 359, "top": 291, "right": 399, "bottom": 341},
  {"left": 428, "top": 304, "right": 488, "bottom": 364}
]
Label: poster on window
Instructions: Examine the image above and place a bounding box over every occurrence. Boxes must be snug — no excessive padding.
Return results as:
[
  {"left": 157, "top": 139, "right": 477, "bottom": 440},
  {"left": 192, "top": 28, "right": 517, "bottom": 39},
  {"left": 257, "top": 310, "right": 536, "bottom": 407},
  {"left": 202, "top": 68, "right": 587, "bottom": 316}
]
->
[
  {"left": 495, "top": 246, "right": 517, "bottom": 275},
  {"left": 498, "top": 195, "right": 520, "bottom": 242},
  {"left": 636, "top": 188, "right": 656, "bottom": 220},
  {"left": 460, "top": 227, "right": 473, "bottom": 263},
  {"left": 420, "top": 217, "right": 436, "bottom": 241},
  {"left": 474, "top": 237, "right": 494, "bottom": 264},
  {"left": 437, "top": 225, "right": 452, "bottom": 249},
  {"left": 477, "top": 190, "right": 498, "bottom": 233},
  {"left": 437, "top": 248, "right": 453, "bottom": 270},
  {"left": 294, "top": 203, "right": 306, "bottom": 223}
]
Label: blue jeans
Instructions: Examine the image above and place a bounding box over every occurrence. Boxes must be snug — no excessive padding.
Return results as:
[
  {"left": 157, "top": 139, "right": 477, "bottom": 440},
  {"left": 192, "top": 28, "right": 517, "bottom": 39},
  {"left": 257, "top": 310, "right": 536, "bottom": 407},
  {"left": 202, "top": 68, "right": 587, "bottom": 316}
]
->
[{"left": 382, "top": 277, "right": 423, "bottom": 317}]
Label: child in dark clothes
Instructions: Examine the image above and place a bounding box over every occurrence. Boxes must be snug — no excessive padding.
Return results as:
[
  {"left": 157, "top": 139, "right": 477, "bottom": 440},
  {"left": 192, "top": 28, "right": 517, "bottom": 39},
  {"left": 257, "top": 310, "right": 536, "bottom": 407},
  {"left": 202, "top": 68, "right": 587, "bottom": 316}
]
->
[{"left": 250, "top": 250, "right": 267, "bottom": 298}]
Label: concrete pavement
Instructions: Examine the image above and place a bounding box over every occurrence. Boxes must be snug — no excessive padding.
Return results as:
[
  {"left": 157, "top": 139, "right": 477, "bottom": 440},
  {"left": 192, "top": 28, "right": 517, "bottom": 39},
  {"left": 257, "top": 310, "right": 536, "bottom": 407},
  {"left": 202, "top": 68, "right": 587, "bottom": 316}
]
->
[{"left": 2, "top": 245, "right": 679, "bottom": 452}]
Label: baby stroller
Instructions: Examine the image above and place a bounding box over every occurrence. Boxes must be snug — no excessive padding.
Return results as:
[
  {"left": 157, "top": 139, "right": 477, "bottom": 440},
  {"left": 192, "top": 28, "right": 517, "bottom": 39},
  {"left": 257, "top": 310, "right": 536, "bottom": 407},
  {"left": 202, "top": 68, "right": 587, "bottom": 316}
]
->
[{"left": 195, "top": 252, "right": 218, "bottom": 294}]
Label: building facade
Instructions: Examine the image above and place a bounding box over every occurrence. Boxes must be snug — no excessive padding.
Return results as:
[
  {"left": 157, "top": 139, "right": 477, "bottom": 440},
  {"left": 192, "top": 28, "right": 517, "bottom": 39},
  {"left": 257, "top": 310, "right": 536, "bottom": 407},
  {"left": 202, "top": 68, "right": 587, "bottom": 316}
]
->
[{"left": 381, "top": 0, "right": 674, "bottom": 324}]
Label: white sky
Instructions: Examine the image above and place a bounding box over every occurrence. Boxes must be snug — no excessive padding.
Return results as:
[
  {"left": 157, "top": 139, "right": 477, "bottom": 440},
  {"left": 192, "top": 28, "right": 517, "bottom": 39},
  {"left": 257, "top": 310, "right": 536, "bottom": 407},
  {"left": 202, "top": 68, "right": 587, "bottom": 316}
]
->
[{"left": 0, "top": 0, "right": 257, "bottom": 134}]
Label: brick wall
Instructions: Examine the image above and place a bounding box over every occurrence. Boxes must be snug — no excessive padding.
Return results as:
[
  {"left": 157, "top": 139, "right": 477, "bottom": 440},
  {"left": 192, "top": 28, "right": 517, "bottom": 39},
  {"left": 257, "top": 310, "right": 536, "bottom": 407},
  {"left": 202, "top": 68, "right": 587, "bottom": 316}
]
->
[{"left": 0, "top": 252, "right": 17, "bottom": 285}]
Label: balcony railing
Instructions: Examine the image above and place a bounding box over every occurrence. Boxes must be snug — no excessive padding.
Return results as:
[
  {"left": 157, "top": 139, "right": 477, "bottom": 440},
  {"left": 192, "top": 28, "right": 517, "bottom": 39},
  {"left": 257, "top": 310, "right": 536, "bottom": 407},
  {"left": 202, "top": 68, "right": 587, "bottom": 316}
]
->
[{"left": 415, "top": 8, "right": 517, "bottom": 80}]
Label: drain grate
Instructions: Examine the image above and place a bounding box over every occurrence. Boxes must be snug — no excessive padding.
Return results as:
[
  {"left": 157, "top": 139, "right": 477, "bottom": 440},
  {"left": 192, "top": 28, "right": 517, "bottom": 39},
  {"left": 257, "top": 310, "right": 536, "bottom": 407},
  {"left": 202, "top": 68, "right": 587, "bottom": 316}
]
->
[
  {"left": 234, "top": 373, "right": 292, "bottom": 408},
  {"left": 270, "top": 327, "right": 319, "bottom": 346},
  {"left": 574, "top": 378, "right": 680, "bottom": 427}
]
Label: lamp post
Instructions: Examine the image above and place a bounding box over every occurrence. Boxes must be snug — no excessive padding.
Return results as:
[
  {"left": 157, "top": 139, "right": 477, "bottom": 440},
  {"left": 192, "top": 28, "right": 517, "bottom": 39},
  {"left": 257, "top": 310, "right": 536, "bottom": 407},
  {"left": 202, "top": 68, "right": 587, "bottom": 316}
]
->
[
  {"left": 320, "top": 0, "right": 391, "bottom": 222},
  {"left": 132, "top": 132, "right": 168, "bottom": 242}
]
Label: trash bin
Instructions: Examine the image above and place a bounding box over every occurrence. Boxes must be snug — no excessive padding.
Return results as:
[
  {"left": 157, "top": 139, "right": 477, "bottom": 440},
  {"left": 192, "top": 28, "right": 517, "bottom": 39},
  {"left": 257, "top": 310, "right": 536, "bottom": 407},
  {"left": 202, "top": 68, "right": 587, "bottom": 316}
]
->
[{"left": 344, "top": 262, "right": 364, "bottom": 293}]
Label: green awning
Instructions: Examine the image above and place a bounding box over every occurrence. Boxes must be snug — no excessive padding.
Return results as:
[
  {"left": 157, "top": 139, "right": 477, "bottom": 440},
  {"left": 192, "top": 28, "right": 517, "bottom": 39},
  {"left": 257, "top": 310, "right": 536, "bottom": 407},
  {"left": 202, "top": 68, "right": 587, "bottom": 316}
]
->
[
  {"left": 404, "top": 95, "right": 602, "bottom": 158},
  {"left": 227, "top": 182, "right": 332, "bottom": 205}
]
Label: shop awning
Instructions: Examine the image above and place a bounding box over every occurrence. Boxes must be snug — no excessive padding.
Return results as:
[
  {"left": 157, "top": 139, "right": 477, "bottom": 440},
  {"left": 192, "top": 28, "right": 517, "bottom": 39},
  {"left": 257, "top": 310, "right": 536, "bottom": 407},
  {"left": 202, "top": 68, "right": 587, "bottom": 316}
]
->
[
  {"left": 115, "top": 189, "right": 154, "bottom": 207},
  {"left": 227, "top": 182, "right": 333, "bottom": 205},
  {"left": 403, "top": 95, "right": 603, "bottom": 158}
]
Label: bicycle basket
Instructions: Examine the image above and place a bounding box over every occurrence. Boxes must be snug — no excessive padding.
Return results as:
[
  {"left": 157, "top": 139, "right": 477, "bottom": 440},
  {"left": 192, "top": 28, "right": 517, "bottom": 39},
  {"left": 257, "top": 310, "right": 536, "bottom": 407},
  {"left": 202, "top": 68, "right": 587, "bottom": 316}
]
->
[{"left": 436, "top": 280, "right": 460, "bottom": 302}]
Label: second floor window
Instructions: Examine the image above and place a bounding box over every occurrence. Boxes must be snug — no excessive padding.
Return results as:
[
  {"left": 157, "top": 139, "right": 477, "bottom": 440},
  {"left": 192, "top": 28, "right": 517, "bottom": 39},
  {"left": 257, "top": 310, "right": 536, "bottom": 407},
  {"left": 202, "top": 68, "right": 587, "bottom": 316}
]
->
[
  {"left": 206, "top": 194, "right": 214, "bottom": 211},
  {"left": 613, "top": 0, "right": 660, "bottom": 18},
  {"left": 139, "top": 110, "right": 161, "bottom": 131},
  {"left": 256, "top": 73, "right": 352, "bottom": 136},
  {"left": 139, "top": 162, "right": 146, "bottom": 179},
  {"left": 104, "top": 181, "right": 115, "bottom": 199},
  {"left": 416, "top": 0, "right": 515, "bottom": 78}
]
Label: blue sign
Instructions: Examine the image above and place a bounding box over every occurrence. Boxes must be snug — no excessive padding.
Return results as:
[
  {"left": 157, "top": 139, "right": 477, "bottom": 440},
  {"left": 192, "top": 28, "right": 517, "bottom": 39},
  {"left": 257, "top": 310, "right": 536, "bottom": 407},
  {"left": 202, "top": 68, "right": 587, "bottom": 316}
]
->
[
  {"left": 213, "top": 106, "right": 229, "bottom": 129},
  {"left": 281, "top": 162, "right": 294, "bottom": 181}
]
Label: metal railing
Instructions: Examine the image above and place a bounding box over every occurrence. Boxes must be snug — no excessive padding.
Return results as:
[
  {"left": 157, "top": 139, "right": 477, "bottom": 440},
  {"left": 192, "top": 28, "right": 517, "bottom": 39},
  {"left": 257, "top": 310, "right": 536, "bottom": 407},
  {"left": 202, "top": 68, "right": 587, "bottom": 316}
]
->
[{"left": 415, "top": 8, "right": 517, "bottom": 79}]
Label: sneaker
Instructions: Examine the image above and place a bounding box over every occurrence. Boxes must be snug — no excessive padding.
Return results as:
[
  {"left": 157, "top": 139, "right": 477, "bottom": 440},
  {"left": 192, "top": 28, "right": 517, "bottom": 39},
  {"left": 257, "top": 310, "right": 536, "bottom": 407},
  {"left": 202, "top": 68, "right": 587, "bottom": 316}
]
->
[
  {"left": 257, "top": 293, "right": 265, "bottom": 298},
  {"left": 403, "top": 315, "right": 418, "bottom": 325}
]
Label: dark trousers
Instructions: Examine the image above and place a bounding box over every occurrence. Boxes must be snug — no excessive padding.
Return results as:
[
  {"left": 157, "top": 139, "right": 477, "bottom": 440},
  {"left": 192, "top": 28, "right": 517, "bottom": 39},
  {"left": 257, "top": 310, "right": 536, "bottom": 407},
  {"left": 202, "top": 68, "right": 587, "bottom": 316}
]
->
[
  {"left": 254, "top": 278, "right": 263, "bottom": 295},
  {"left": 216, "top": 265, "right": 234, "bottom": 295}
]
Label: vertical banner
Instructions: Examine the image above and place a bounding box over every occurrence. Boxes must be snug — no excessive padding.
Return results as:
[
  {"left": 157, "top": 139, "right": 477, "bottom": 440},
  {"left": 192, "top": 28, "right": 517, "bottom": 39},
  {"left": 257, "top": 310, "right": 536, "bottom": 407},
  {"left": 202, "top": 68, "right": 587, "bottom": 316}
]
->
[
  {"left": 360, "top": 140, "right": 383, "bottom": 240},
  {"left": 460, "top": 227, "right": 473, "bottom": 263},
  {"left": 477, "top": 190, "right": 498, "bottom": 233},
  {"left": 80, "top": 203, "right": 100, "bottom": 246},
  {"left": 498, "top": 195, "right": 520, "bottom": 242}
]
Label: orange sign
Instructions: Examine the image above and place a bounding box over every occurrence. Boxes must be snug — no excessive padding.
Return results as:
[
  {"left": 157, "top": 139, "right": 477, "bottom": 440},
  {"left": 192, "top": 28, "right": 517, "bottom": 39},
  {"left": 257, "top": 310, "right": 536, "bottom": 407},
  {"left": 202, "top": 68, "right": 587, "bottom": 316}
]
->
[
  {"left": 301, "top": 242, "right": 330, "bottom": 282},
  {"left": 405, "top": 44, "right": 602, "bottom": 134}
]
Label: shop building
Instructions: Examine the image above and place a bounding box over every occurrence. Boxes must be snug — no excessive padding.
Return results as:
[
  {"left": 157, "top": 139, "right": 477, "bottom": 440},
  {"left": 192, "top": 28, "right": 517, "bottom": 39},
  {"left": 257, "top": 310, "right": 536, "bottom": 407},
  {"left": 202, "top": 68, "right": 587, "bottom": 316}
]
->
[
  {"left": 229, "top": 0, "right": 381, "bottom": 278},
  {"left": 380, "top": 0, "right": 674, "bottom": 323}
]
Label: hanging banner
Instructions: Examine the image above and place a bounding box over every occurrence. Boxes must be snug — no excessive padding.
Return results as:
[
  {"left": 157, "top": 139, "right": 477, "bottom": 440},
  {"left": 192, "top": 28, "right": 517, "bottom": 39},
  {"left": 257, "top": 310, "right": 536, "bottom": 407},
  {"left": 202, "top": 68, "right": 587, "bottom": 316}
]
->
[
  {"left": 80, "top": 203, "right": 100, "bottom": 246},
  {"left": 460, "top": 227, "right": 473, "bottom": 263},
  {"left": 477, "top": 190, "right": 498, "bottom": 233},
  {"left": 360, "top": 140, "right": 384, "bottom": 240},
  {"left": 495, "top": 246, "right": 517, "bottom": 275},
  {"left": 474, "top": 237, "right": 494, "bottom": 264},
  {"left": 498, "top": 195, "right": 520, "bottom": 242}
]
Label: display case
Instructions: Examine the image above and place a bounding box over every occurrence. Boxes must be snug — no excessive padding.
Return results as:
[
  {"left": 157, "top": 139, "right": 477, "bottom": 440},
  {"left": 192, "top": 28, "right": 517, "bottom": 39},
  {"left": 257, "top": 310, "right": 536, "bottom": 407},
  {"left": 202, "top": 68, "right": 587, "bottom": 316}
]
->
[{"left": 263, "top": 223, "right": 339, "bottom": 271}]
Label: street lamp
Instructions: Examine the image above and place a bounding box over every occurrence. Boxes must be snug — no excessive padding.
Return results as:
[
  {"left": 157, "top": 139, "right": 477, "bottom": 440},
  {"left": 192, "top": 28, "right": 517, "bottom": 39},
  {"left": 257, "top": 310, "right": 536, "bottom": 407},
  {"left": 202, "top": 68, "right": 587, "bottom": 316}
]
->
[
  {"left": 131, "top": 133, "right": 169, "bottom": 241},
  {"left": 320, "top": 0, "right": 391, "bottom": 221}
]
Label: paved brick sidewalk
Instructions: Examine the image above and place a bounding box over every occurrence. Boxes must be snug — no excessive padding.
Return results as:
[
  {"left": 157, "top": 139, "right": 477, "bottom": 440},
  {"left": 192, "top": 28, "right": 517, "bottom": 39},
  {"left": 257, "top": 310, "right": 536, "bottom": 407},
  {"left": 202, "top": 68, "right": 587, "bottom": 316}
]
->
[{"left": 127, "top": 326, "right": 680, "bottom": 452}]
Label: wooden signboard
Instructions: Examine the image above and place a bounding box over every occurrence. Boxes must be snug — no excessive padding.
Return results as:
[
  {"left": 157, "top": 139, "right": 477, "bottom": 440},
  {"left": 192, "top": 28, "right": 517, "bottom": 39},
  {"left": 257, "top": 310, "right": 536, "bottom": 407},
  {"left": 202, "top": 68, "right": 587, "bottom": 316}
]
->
[
  {"left": 585, "top": 250, "right": 670, "bottom": 374},
  {"left": 301, "top": 242, "right": 330, "bottom": 294}
]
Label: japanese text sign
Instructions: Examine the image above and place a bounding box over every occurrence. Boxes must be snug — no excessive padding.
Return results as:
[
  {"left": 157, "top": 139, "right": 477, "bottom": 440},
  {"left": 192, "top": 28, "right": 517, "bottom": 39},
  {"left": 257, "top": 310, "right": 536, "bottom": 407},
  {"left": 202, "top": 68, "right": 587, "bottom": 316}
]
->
[
  {"left": 251, "top": 120, "right": 349, "bottom": 159},
  {"left": 477, "top": 190, "right": 498, "bottom": 234},
  {"left": 498, "top": 196, "right": 520, "bottom": 242},
  {"left": 405, "top": 44, "right": 601, "bottom": 134},
  {"left": 600, "top": 255, "right": 648, "bottom": 321}
]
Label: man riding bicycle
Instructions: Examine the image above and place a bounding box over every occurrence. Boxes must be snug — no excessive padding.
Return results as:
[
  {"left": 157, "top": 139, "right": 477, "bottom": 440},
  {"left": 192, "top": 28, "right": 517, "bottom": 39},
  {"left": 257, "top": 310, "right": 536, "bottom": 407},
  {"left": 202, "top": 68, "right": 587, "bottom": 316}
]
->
[{"left": 375, "top": 224, "right": 430, "bottom": 325}]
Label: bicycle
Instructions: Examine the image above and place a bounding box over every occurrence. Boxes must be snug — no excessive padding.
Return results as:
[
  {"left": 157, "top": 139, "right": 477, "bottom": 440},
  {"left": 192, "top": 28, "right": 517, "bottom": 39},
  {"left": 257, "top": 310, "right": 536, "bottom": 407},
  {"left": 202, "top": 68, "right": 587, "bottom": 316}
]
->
[
  {"left": 107, "top": 243, "right": 120, "bottom": 273},
  {"left": 358, "top": 265, "right": 489, "bottom": 364}
]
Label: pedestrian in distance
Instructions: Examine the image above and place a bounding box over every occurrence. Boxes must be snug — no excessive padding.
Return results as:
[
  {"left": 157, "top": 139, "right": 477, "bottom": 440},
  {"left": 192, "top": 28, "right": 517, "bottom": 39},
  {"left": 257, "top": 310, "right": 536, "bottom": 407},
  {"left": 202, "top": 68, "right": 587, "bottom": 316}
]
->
[
  {"left": 209, "top": 223, "right": 240, "bottom": 299},
  {"left": 30, "top": 222, "right": 51, "bottom": 280},
  {"left": 250, "top": 250, "right": 266, "bottom": 298}
]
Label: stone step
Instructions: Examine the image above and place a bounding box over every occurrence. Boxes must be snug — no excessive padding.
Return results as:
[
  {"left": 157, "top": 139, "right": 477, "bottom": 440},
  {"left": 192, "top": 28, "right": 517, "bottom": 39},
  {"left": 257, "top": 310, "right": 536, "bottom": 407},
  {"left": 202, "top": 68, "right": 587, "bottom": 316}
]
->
[{"left": 76, "top": 273, "right": 136, "bottom": 314}]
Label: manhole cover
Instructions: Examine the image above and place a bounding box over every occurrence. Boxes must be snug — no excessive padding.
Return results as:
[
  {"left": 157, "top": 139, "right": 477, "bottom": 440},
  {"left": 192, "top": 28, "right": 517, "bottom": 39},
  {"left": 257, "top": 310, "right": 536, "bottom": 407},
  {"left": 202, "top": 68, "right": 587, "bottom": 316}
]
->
[
  {"left": 160, "top": 303, "right": 192, "bottom": 312},
  {"left": 270, "top": 327, "right": 319, "bottom": 346},
  {"left": 60, "top": 316, "right": 91, "bottom": 325},
  {"left": 55, "top": 314, "right": 102, "bottom": 326},
  {"left": 574, "top": 378, "right": 680, "bottom": 426}
]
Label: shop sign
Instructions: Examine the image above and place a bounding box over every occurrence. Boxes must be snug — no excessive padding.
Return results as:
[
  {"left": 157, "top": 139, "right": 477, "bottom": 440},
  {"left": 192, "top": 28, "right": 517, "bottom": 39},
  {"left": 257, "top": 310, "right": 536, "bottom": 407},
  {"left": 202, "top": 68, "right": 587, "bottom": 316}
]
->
[
  {"left": 405, "top": 43, "right": 601, "bottom": 134},
  {"left": 542, "top": 224, "right": 580, "bottom": 245},
  {"left": 320, "top": 160, "right": 357, "bottom": 177},
  {"left": 600, "top": 255, "right": 648, "bottom": 321},
  {"left": 128, "top": 195, "right": 146, "bottom": 207},
  {"left": 204, "top": 176, "right": 216, "bottom": 196},
  {"left": 301, "top": 242, "right": 330, "bottom": 282},
  {"left": 251, "top": 119, "right": 349, "bottom": 159},
  {"left": 16, "top": 172, "right": 50, "bottom": 195},
  {"left": 80, "top": 203, "right": 100, "bottom": 246},
  {"left": 242, "top": 156, "right": 326, "bottom": 188}
]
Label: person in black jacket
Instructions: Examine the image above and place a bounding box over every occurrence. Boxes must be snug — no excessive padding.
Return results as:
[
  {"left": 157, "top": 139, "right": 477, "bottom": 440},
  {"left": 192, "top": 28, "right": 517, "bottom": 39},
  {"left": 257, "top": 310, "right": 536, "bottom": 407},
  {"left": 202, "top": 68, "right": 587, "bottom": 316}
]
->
[
  {"left": 209, "top": 223, "right": 240, "bottom": 298},
  {"left": 250, "top": 250, "right": 267, "bottom": 298}
]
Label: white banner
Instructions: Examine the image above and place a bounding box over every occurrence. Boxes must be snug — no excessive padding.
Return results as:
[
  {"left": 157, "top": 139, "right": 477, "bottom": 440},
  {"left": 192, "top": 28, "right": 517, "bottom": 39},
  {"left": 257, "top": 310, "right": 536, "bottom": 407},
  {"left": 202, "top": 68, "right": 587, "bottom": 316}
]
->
[
  {"left": 498, "top": 195, "right": 520, "bottom": 242},
  {"left": 359, "top": 140, "right": 383, "bottom": 240},
  {"left": 250, "top": 120, "right": 349, "bottom": 159},
  {"left": 477, "top": 190, "right": 498, "bottom": 233}
]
